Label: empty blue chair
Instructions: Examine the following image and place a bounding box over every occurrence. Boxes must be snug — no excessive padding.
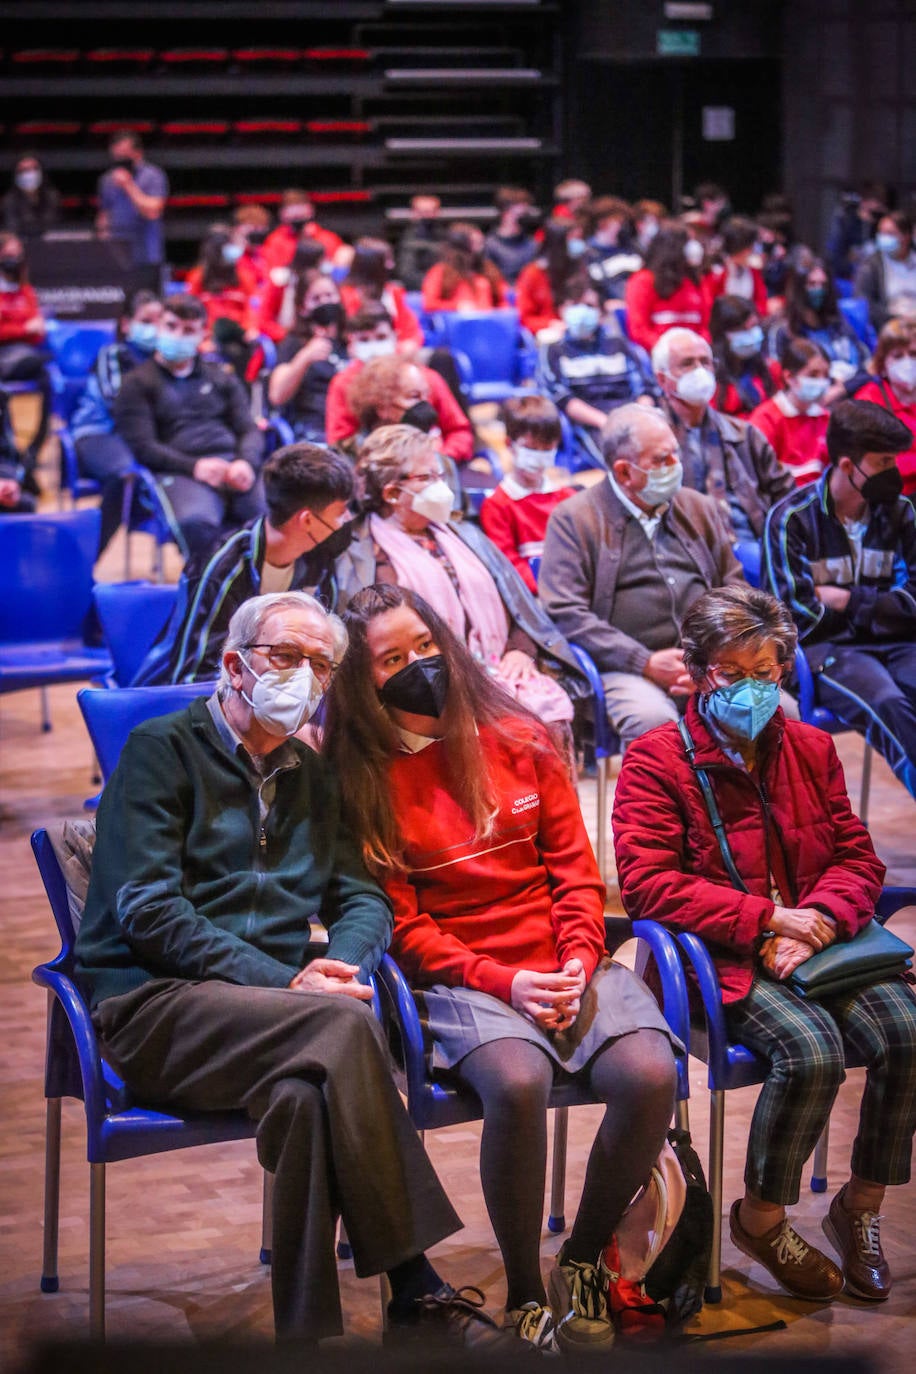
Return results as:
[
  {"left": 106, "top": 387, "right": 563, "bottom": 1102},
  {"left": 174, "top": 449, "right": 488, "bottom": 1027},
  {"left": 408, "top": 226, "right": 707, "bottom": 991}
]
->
[
  {"left": 0, "top": 509, "right": 112, "bottom": 729},
  {"left": 838, "top": 296, "right": 877, "bottom": 349},
  {"left": 566, "top": 643, "right": 622, "bottom": 885},
  {"left": 78, "top": 683, "right": 216, "bottom": 785},
  {"left": 375, "top": 920, "right": 690, "bottom": 1234},
  {"left": 92, "top": 581, "right": 179, "bottom": 686},
  {"left": 31, "top": 823, "right": 269, "bottom": 1339},
  {"left": 438, "top": 308, "right": 533, "bottom": 403}
]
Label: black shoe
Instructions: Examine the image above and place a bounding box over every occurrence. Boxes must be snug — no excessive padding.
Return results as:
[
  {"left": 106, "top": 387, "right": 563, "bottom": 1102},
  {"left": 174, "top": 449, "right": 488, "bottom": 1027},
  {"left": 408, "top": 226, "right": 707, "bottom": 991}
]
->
[{"left": 386, "top": 1282, "right": 520, "bottom": 1354}]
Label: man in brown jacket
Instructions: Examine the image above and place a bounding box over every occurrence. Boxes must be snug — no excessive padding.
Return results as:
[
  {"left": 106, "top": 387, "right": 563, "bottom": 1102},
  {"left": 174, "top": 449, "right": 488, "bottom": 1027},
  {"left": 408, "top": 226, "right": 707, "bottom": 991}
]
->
[{"left": 540, "top": 403, "right": 745, "bottom": 747}]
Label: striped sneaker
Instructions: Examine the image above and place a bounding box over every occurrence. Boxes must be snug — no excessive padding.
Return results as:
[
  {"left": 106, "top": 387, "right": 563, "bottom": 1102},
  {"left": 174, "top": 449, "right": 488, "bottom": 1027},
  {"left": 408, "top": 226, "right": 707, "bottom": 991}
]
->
[
  {"left": 505, "top": 1301, "right": 561, "bottom": 1354},
  {"left": 546, "top": 1244, "right": 616, "bottom": 1353}
]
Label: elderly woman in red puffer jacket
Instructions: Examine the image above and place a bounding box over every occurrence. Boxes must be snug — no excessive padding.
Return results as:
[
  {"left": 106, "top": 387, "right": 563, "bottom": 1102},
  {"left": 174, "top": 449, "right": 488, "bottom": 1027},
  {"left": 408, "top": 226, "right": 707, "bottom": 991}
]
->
[{"left": 612, "top": 584, "right": 916, "bottom": 1310}]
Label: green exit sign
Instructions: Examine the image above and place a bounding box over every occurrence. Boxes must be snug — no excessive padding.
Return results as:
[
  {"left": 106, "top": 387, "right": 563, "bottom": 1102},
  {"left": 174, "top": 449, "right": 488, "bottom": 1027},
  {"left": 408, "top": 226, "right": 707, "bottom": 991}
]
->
[{"left": 657, "top": 29, "right": 701, "bottom": 57}]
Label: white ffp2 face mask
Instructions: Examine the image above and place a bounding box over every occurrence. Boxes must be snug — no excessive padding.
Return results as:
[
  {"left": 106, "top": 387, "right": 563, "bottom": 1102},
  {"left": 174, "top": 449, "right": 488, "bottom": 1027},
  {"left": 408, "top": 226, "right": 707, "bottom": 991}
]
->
[
  {"left": 887, "top": 355, "right": 916, "bottom": 391},
  {"left": 240, "top": 659, "right": 324, "bottom": 736},
  {"left": 674, "top": 365, "right": 716, "bottom": 407},
  {"left": 409, "top": 478, "right": 454, "bottom": 524},
  {"left": 513, "top": 442, "right": 557, "bottom": 476}
]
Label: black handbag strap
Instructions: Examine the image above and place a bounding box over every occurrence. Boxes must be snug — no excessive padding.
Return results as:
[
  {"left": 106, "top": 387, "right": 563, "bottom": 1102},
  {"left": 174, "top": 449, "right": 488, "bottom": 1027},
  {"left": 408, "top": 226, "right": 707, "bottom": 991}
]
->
[{"left": 677, "top": 717, "right": 749, "bottom": 894}]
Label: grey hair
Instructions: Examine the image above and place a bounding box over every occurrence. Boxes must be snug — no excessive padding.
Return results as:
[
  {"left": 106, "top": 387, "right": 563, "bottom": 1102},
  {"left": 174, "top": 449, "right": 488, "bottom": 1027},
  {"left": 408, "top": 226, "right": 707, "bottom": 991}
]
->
[
  {"left": 219, "top": 591, "right": 348, "bottom": 688},
  {"left": 600, "top": 401, "right": 670, "bottom": 466},
  {"left": 680, "top": 586, "right": 798, "bottom": 685},
  {"left": 651, "top": 326, "right": 710, "bottom": 376}
]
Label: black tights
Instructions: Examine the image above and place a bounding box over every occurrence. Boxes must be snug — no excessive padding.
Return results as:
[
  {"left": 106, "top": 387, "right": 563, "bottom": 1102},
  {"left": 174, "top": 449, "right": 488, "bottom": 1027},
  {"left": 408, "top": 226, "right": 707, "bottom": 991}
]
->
[{"left": 457, "top": 1029, "right": 676, "bottom": 1310}]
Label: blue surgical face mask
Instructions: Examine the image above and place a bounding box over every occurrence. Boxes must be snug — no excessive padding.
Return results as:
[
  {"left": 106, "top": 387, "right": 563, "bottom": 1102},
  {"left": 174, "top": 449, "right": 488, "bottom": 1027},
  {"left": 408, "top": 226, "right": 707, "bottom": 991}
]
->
[
  {"left": 127, "top": 320, "right": 159, "bottom": 353},
  {"left": 876, "top": 232, "right": 901, "bottom": 256},
  {"left": 157, "top": 330, "right": 200, "bottom": 364},
  {"left": 805, "top": 285, "right": 827, "bottom": 309},
  {"left": 705, "top": 677, "right": 780, "bottom": 741},
  {"left": 221, "top": 242, "right": 244, "bottom": 264},
  {"left": 566, "top": 237, "right": 587, "bottom": 258},
  {"left": 794, "top": 375, "right": 829, "bottom": 406},
  {"left": 563, "top": 302, "right": 601, "bottom": 339},
  {"left": 727, "top": 325, "right": 764, "bottom": 359}
]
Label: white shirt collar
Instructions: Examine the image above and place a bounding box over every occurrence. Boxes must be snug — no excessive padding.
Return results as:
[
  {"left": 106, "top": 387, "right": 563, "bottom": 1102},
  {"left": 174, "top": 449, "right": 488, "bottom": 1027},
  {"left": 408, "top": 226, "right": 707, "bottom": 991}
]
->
[
  {"left": 396, "top": 725, "right": 441, "bottom": 754},
  {"left": 500, "top": 473, "right": 538, "bottom": 502},
  {"left": 774, "top": 390, "right": 826, "bottom": 419},
  {"left": 607, "top": 469, "right": 665, "bottom": 537}
]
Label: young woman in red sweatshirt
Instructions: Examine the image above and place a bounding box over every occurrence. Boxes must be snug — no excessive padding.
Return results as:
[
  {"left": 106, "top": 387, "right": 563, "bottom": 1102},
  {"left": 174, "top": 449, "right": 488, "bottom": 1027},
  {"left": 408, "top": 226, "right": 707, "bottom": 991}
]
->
[{"left": 324, "top": 584, "right": 679, "bottom": 1354}]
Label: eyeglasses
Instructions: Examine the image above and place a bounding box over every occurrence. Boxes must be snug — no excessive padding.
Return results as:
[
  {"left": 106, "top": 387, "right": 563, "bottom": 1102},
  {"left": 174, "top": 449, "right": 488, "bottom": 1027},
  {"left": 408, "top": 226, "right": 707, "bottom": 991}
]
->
[
  {"left": 245, "top": 643, "right": 339, "bottom": 685},
  {"left": 707, "top": 665, "right": 782, "bottom": 687}
]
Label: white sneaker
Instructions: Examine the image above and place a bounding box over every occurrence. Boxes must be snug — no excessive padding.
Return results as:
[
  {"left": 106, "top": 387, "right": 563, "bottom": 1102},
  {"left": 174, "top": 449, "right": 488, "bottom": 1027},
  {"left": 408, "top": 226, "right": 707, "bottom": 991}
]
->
[{"left": 505, "top": 1301, "right": 561, "bottom": 1354}]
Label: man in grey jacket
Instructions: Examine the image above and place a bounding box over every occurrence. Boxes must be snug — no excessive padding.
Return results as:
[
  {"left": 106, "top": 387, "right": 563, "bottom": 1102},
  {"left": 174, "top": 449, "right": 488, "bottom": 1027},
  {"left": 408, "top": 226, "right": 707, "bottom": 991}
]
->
[{"left": 540, "top": 403, "right": 745, "bottom": 748}]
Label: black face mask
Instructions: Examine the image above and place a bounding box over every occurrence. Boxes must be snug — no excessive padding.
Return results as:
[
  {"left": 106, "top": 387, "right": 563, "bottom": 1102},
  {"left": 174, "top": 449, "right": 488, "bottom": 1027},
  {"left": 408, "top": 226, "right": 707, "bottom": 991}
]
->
[
  {"left": 0, "top": 257, "right": 23, "bottom": 277},
  {"left": 287, "top": 216, "right": 310, "bottom": 233},
  {"left": 401, "top": 400, "right": 439, "bottom": 433},
  {"left": 307, "top": 301, "right": 344, "bottom": 329},
  {"left": 111, "top": 157, "right": 135, "bottom": 174},
  {"left": 378, "top": 655, "right": 449, "bottom": 717},
  {"left": 247, "top": 229, "right": 268, "bottom": 247},
  {"left": 853, "top": 462, "right": 903, "bottom": 505}
]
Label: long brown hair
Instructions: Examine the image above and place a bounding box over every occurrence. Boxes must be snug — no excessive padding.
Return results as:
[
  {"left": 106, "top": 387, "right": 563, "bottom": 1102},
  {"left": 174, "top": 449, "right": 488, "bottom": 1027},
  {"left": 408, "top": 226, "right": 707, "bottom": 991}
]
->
[
  {"left": 437, "top": 221, "right": 504, "bottom": 304},
  {"left": 323, "top": 583, "right": 547, "bottom": 874}
]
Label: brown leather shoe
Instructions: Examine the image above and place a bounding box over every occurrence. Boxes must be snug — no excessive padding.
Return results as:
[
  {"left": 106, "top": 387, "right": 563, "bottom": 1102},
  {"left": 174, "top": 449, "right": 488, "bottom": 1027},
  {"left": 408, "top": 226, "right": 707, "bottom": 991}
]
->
[
  {"left": 729, "top": 1200, "right": 844, "bottom": 1301},
  {"left": 822, "top": 1186, "right": 892, "bottom": 1301}
]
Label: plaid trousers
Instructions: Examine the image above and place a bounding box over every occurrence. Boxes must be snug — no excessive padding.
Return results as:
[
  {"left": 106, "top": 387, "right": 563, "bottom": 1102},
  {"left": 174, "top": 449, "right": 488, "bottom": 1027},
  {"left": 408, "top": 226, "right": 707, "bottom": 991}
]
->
[{"left": 724, "top": 973, "right": 916, "bottom": 1205}]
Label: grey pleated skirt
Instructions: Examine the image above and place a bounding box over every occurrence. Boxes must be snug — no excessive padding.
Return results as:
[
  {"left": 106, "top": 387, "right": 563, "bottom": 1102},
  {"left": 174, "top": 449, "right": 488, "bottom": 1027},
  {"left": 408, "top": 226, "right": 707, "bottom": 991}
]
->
[{"left": 417, "top": 956, "right": 683, "bottom": 1074}]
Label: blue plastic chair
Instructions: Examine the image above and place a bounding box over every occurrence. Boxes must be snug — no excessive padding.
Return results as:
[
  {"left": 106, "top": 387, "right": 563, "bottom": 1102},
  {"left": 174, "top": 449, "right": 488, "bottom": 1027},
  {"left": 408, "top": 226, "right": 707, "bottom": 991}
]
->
[
  {"left": 92, "top": 581, "right": 180, "bottom": 687},
  {"left": 566, "top": 643, "right": 622, "bottom": 885},
  {"left": 839, "top": 296, "right": 877, "bottom": 350},
  {"left": 675, "top": 884, "right": 916, "bottom": 1302},
  {"left": 375, "top": 917, "right": 690, "bottom": 1234},
  {"left": 31, "top": 824, "right": 270, "bottom": 1340},
  {"left": 794, "top": 645, "right": 873, "bottom": 824},
  {"left": 0, "top": 509, "right": 112, "bottom": 730},
  {"left": 78, "top": 683, "right": 217, "bottom": 785},
  {"left": 437, "top": 308, "right": 534, "bottom": 403}
]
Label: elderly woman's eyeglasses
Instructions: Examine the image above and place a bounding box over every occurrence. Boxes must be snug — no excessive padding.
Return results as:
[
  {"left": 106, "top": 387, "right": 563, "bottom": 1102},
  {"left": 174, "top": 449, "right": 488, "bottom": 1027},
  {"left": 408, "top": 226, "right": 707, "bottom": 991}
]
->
[{"left": 246, "top": 643, "right": 339, "bottom": 685}]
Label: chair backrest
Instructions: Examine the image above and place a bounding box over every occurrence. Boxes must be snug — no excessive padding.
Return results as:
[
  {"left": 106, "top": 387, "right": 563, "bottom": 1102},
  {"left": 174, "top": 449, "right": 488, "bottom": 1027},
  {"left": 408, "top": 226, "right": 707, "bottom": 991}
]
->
[
  {"left": 439, "top": 308, "right": 522, "bottom": 385},
  {"left": 47, "top": 321, "right": 118, "bottom": 376},
  {"left": 93, "top": 581, "right": 179, "bottom": 686},
  {"left": 78, "top": 682, "right": 216, "bottom": 782},
  {"left": 0, "top": 508, "right": 101, "bottom": 644},
  {"left": 838, "top": 296, "right": 876, "bottom": 348}
]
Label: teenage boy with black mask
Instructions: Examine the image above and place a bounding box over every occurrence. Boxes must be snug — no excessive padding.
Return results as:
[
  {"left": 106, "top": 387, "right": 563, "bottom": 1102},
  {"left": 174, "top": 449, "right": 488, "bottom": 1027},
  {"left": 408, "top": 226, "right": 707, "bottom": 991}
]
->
[{"left": 764, "top": 399, "right": 916, "bottom": 800}]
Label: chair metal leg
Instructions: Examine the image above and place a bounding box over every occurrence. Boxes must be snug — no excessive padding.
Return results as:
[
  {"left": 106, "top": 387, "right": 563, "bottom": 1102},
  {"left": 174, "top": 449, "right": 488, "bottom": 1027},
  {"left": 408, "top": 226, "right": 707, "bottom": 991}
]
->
[
  {"left": 40, "top": 685, "right": 52, "bottom": 733},
  {"left": 810, "top": 1120, "right": 830, "bottom": 1193},
  {"left": 40, "top": 1096, "right": 62, "bottom": 1292},
  {"left": 860, "top": 744, "right": 872, "bottom": 826},
  {"left": 547, "top": 1106, "right": 568, "bottom": 1233},
  {"left": 706, "top": 1089, "right": 725, "bottom": 1303},
  {"left": 260, "top": 1170, "right": 273, "bottom": 1265},
  {"left": 596, "top": 756, "right": 609, "bottom": 884},
  {"left": 89, "top": 1161, "right": 106, "bottom": 1341},
  {"left": 337, "top": 1218, "right": 352, "bottom": 1260}
]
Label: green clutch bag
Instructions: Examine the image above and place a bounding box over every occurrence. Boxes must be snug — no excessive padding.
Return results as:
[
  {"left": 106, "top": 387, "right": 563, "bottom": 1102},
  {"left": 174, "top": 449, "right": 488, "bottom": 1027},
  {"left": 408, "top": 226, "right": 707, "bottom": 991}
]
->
[{"left": 788, "top": 919, "right": 913, "bottom": 1000}]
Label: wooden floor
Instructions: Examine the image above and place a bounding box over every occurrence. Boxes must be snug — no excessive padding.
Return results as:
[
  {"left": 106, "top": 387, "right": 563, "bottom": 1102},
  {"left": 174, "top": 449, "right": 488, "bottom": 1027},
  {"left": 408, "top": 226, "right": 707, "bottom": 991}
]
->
[{"left": 2, "top": 513, "right": 916, "bottom": 1368}]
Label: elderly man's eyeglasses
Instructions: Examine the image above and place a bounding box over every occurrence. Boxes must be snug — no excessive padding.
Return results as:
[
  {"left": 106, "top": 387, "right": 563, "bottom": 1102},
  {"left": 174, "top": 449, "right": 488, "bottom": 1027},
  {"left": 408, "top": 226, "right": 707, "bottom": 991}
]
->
[{"left": 246, "top": 643, "right": 339, "bottom": 685}]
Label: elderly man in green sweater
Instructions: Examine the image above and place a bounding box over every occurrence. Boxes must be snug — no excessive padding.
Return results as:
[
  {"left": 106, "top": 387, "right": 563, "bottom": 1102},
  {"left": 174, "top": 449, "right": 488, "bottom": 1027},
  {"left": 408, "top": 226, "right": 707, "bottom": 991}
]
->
[{"left": 75, "top": 589, "right": 511, "bottom": 1353}]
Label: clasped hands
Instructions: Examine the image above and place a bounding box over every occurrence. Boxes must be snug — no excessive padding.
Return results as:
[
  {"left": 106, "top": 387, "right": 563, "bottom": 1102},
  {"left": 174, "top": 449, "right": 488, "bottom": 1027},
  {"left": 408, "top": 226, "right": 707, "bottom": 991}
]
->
[
  {"left": 761, "top": 906, "right": 836, "bottom": 980},
  {"left": 511, "top": 957, "right": 586, "bottom": 1032}
]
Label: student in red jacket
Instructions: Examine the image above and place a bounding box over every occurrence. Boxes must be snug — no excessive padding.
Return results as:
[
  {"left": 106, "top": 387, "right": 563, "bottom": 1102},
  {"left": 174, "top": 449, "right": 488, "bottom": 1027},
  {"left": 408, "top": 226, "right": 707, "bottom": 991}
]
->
[
  {"left": 749, "top": 338, "right": 830, "bottom": 486},
  {"left": 515, "top": 219, "right": 588, "bottom": 338},
  {"left": 702, "top": 216, "right": 769, "bottom": 320},
  {"left": 339, "top": 237, "right": 423, "bottom": 352},
  {"left": 325, "top": 583, "right": 679, "bottom": 1354},
  {"left": 261, "top": 188, "right": 346, "bottom": 271},
  {"left": 0, "top": 231, "right": 50, "bottom": 491},
  {"left": 479, "top": 395, "right": 576, "bottom": 592},
  {"left": 326, "top": 308, "right": 473, "bottom": 464},
  {"left": 624, "top": 223, "right": 709, "bottom": 352},
  {"left": 855, "top": 318, "right": 916, "bottom": 496},
  {"left": 421, "top": 222, "right": 508, "bottom": 314},
  {"left": 613, "top": 584, "right": 916, "bottom": 1307},
  {"left": 709, "top": 294, "right": 781, "bottom": 418},
  {"left": 185, "top": 223, "right": 260, "bottom": 380}
]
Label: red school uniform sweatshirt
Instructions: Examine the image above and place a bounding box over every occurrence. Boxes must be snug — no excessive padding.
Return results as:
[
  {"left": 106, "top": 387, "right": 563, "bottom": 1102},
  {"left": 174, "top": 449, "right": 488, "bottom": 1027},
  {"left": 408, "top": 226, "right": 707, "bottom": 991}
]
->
[{"left": 384, "top": 722, "right": 607, "bottom": 1003}]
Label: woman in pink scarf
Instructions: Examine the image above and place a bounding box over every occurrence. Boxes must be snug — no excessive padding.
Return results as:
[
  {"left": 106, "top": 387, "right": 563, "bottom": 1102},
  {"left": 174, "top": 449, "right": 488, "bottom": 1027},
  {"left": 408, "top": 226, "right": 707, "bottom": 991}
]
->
[{"left": 335, "top": 425, "right": 576, "bottom": 744}]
